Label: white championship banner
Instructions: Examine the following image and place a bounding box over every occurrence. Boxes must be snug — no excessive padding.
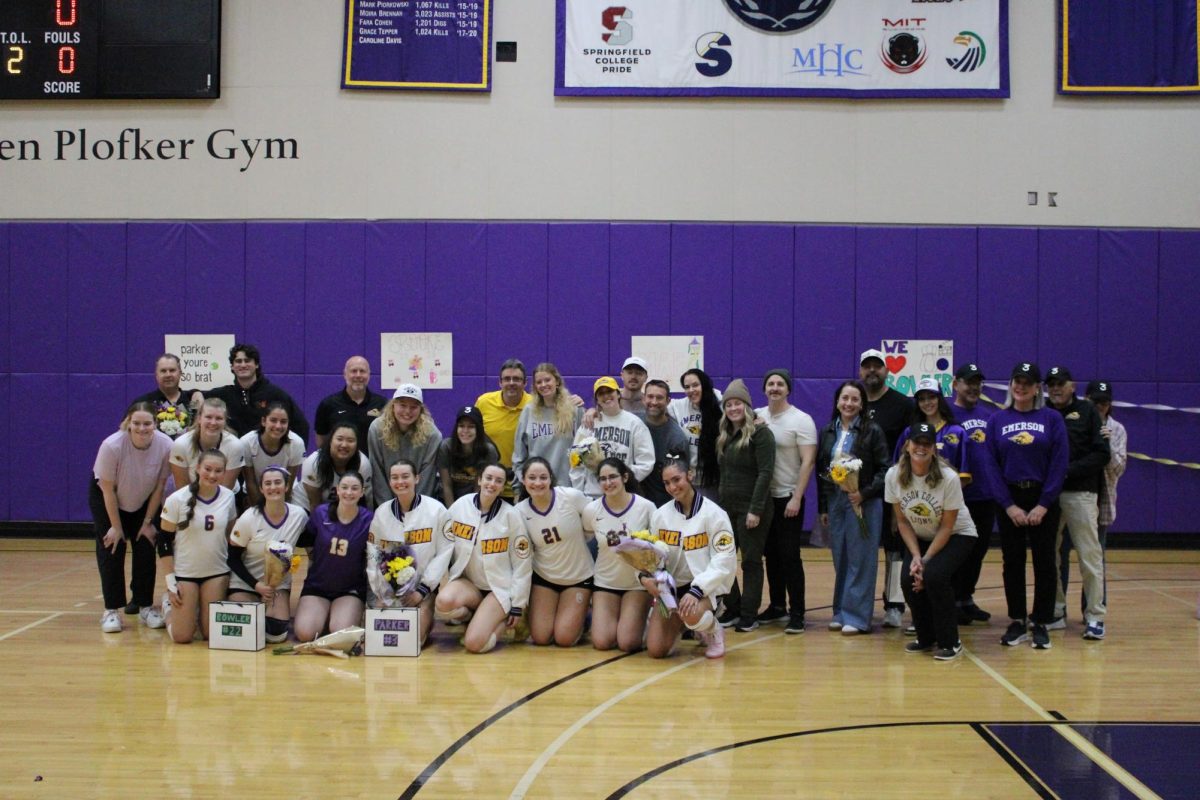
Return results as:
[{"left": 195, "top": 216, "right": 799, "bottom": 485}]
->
[{"left": 556, "top": 0, "right": 1008, "bottom": 97}]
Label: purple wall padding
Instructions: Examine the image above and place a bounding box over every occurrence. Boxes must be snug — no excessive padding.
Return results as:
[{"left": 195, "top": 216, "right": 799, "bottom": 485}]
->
[
  {"left": 795, "top": 226, "right": 857, "bottom": 378},
  {"left": 977, "top": 227, "right": 1039, "bottom": 373},
  {"left": 185, "top": 223, "right": 245, "bottom": 335},
  {"left": 1098, "top": 230, "right": 1158, "bottom": 382},
  {"left": 10, "top": 373, "right": 70, "bottom": 520},
  {"left": 0, "top": 224, "right": 8, "bottom": 375},
  {"left": 426, "top": 223, "right": 487, "bottom": 379},
  {"left": 2, "top": 219, "right": 1198, "bottom": 532},
  {"left": 732, "top": 225, "right": 794, "bottom": 380},
  {"left": 672, "top": 224, "right": 733, "bottom": 380},
  {"left": 548, "top": 223, "right": 608, "bottom": 378},
  {"left": 69, "top": 224, "right": 127, "bottom": 374},
  {"left": 126, "top": 223, "right": 186, "bottom": 372},
  {"left": 610, "top": 224, "right": 671, "bottom": 374},
  {"left": 10, "top": 223, "right": 69, "bottom": 373},
  {"left": 305, "top": 222, "right": 365, "bottom": 376},
  {"left": 1038, "top": 228, "right": 1099, "bottom": 378},
  {"left": 1156, "top": 231, "right": 1199, "bottom": 378},
  {"left": 486, "top": 224, "right": 548, "bottom": 371},
  {"left": 916, "top": 227, "right": 978, "bottom": 349},
  {"left": 856, "top": 227, "right": 917, "bottom": 358},
  {"left": 246, "top": 223, "right": 306, "bottom": 375}
]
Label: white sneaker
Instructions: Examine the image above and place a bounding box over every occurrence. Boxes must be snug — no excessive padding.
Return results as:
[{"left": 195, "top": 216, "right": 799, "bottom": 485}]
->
[
  {"left": 139, "top": 606, "right": 165, "bottom": 629},
  {"left": 704, "top": 625, "right": 725, "bottom": 658},
  {"left": 160, "top": 592, "right": 173, "bottom": 619},
  {"left": 883, "top": 608, "right": 903, "bottom": 628},
  {"left": 841, "top": 625, "right": 863, "bottom": 636},
  {"left": 101, "top": 609, "right": 123, "bottom": 633},
  {"left": 828, "top": 621, "right": 843, "bottom": 631}
]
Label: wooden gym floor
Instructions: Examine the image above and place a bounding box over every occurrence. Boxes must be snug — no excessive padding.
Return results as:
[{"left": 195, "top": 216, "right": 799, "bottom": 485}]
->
[{"left": 1, "top": 539, "right": 1197, "bottom": 799}]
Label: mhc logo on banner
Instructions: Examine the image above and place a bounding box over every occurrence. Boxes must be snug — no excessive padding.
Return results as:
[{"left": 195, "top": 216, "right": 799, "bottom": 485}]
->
[{"left": 556, "top": 0, "right": 1008, "bottom": 97}]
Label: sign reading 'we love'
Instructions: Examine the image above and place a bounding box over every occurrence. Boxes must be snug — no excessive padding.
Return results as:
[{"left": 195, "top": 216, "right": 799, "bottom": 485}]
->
[{"left": 881, "top": 339, "right": 955, "bottom": 397}]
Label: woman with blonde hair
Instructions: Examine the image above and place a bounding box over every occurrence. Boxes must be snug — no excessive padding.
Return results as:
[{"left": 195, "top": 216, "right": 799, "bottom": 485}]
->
[
  {"left": 513, "top": 362, "right": 583, "bottom": 489},
  {"left": 168, "top": 397, "right": 245, "bottom": 491},
  {"left": 715, "top": 379, "right": 776, "bottom": 632},
  {"left": 367, "top": 384, "right": 443, "bottom": 506}
]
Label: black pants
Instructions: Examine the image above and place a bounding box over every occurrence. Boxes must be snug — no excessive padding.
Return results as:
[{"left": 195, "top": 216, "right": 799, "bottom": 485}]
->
[
  {"left": 89, "top": 479, "right": 156, "bottom": 610},
  {"left": 997, "top": 486, "right": 1060, "bottom": 625},
  {"left": 902, "top": 534, "right": 975, "bottom": 649},
  {"left": 723, "top": 500, "right": 774, "bottom": 622},
  {"left": 764, "top": 494, "right": 806, "bottom": 617},
  {"left": 953, "top": 499, "right": 996, "bottom": 603}
]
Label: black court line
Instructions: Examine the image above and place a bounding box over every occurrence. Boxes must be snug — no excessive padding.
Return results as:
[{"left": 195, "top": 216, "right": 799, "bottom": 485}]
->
[
  {"left": 398, "top": 650, "right": 634, "bottom": 799},
  {"left": 1048, "top": 710, "right": 1068, "bottom": 721},
  {"left": 604, "top": 719, "right": 1200, "bottom": 799},
  {"left": 970, "top": 722, "right": 1058, "bottom": 799}
]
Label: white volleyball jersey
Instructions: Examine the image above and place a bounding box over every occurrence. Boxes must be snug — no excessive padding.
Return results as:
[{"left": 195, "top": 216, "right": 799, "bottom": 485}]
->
[
  {"left": 161, "top": 485, "right": 238, "bottom": 579},
  {"left": 584, "top": 493, "right": 657, "bottom": 591},
  {"left": 228, "top": 503, "right": 309, "bottom": 592},
  {"left": 518, "top": 487, "right": 593, "bottom": 585}
]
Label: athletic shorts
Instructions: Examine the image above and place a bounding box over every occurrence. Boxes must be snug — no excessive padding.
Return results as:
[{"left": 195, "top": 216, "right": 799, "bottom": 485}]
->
[
  {"left": 301, "top": 585, "right": 365, "bottom": 602},
  {"left": 177, "top": 572, "right": 230, "bottom": 585},
  {"left": 532, "top": 572, "right": 595, "bottom": 593}
]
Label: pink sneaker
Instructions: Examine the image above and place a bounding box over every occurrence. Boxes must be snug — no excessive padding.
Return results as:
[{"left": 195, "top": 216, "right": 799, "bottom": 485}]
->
[{"left": 704, "top": 625, "right": 725, "bottom": 659}]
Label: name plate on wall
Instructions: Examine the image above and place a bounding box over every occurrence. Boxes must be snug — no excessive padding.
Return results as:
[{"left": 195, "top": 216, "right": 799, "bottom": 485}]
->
[
  {"left": 365, "top": 608, "right": 421, "bottom": 657},
  {"left": 208, "top": 601, "right": 266, "bottom": 652},
  {"left": 342, "top": 0, "right": 492, "bottom": 92}
]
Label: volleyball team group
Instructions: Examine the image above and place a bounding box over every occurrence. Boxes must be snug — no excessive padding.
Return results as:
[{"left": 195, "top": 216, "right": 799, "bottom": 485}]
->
[{"left": 91, "top": 343, "right": 1124, "bottom": 661}]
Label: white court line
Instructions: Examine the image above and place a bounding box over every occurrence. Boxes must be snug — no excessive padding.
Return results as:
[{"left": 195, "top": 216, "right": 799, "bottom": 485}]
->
[
  {"left": 0, "top": 612, "right": 64, "bottom": 642},
  {"left": 0, "top": 609, "right": 93, "bottom": 616},
  {"left": 509, "top": 633, "right": 783, "bottom": 800},
  {"left": 967, "top": 650, "right": 1161, "bottom": 799}
]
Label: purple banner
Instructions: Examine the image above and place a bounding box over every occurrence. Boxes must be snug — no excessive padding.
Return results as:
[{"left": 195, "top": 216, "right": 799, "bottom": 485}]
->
[
  {"left": 342, "top": 0, "right": 492, "bottom": 92},
  {"left": 1060, "top": 0, "right": 1200, "bottom": 94}
]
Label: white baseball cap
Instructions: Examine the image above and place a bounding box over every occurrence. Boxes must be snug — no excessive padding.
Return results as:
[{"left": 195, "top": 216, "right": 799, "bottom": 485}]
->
[
  {"left": 621, "top": 356, "right": 648, "bottom": 372},
  {"left": 392, "top": 383, "right": 424, "bottom": 403},
  {"left": 859, "top": 349, "right": 886, "bottom": 366},
  {"left": 915, "top": 377, "right": 941, "bottom": 396}
]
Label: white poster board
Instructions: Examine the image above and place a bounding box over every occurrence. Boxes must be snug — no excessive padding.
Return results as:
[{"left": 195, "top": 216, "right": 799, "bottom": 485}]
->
[
  {"left": 381, "top": 333, "right": 453, "bottom": 390},
  {"left": 630, "top": 336, "right": 704, "bottom": 393},
  {"left": 207, "top": 601, "right": 266, "bottom": 652},
  {"left": 365, "top": 608, "right": 421, "bottom": 657},
  {"left": 164, "top": 334, "right": 235, "bottom": 392},
  {"left": 881, "top": 339, "right": 955, "bottom": 397}
]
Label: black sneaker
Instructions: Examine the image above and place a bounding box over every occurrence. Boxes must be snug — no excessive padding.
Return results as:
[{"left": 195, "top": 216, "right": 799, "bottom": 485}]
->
[
  {"left": 966, "top": 603, "right": 991, "bottom": 622},
  {"left": 1031, "top": 624, "right": 1051, "bottom": 650},
  {"left": 1001, "top": 620, "right": 1029, "bottom": 646},
  {"left": 757, "top": 606, "right": 787, "bottom": 625},
  {"left": 934, "top": 642, "right": 964, "bottom": 661},
  {"left": 905, "top": 640, "right": 934, "bottom": 654},
  {"left": 784, "top": 616, "right": 806, "bottom": 634},
  {"left": 718, "top": 611, "right": 739, "bottom": 628},
  {"left": 734, "top": 618, "right": 760, "bottom": 633},
  {"left": 124, "top": 602, "right": 140, "bottom": 616}
]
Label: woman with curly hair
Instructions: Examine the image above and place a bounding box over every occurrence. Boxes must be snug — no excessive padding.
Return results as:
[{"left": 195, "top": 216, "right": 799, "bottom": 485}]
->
[{"left": 367, "top": 384, "right": 443, "bottom": 506}]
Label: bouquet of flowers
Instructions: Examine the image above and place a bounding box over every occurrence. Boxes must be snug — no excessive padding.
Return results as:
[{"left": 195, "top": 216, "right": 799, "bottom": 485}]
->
[
  {"left": 569, "top": 436, "right": 604, "bottom": 472},
  {"left": 614, "top": 530, "right": 676, "bottom": 618},
  {"left": 366, "top": 542, "right": 419, "bottom": 609},
  {"left": 154, "top": 401, "right": 189, "bottom": 438},
  {"left": 262, "top": 541, "right": 297, "bottom": 590},
  {"left": 828, "top": 457, "right": 869, "bottom": 538},
  {"left": 272, "top": 627, "right": 365, "bottom": 658}
]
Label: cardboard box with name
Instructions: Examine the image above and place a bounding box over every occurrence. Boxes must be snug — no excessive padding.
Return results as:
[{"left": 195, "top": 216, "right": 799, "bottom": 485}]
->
[
  {"left": 365, "top": 607, "right": 420, "bottom": 657},
  {"left": 208, "top": 600, "right": 266, "bottom": 652}
]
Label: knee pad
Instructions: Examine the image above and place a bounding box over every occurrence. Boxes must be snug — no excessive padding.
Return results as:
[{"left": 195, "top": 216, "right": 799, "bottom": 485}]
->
[
  {"left": 685, "top": 609, "right": 714, "bottom": 632},
  {"left": 266, "top": 617, "right": 289, "bottom": 641},
  {"left": 474, "top": 632, "right": 497, "bottom": 654}
]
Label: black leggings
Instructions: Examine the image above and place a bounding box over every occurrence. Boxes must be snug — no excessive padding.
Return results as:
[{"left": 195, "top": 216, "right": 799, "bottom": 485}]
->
[{"left": 89, "top": 479, "right": 156, "bottom": 610}]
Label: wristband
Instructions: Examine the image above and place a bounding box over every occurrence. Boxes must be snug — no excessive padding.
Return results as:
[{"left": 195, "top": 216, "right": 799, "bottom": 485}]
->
[{"left": 166, "top": 573, "right": 178, "bottom": 594}]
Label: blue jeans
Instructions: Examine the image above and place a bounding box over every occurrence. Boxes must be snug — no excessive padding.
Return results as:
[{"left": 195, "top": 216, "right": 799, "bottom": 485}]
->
[{"left": 829, "top": 492, "right": 882, "bottom": 631}]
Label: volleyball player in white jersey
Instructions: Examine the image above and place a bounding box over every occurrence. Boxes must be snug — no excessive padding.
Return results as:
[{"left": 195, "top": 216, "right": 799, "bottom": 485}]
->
[
  {"left": 435, "top": 463, "right": 532, "bottom": 654},
  {"left": 227, "top": 465, "right": 309, "bottom": 643},
  {"left": 169, "top": 398, "right": 245, "bottom": 490},
  {"left": 367, "top": 459, "right": 452, "bottom": 645},
  {"left": 583, "top": 457, "right": 657, "bottom": 653},
  {"left": 158, "top": 449, "right": 239, "bottom": 643},
  {"left": 517, "top": 457, "right": 593, "bottom": 647},
  {"left": 645, "top": 457, "right": 737, "bottom": 659},
  {"left": 239, "top": 402, "right": 306, "bottom": 506}
]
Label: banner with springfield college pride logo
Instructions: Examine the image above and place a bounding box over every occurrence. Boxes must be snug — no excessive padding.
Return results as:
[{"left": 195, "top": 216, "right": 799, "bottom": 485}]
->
[{"left": 556, "top": 0, "right": 1008, "bottom": 97}]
